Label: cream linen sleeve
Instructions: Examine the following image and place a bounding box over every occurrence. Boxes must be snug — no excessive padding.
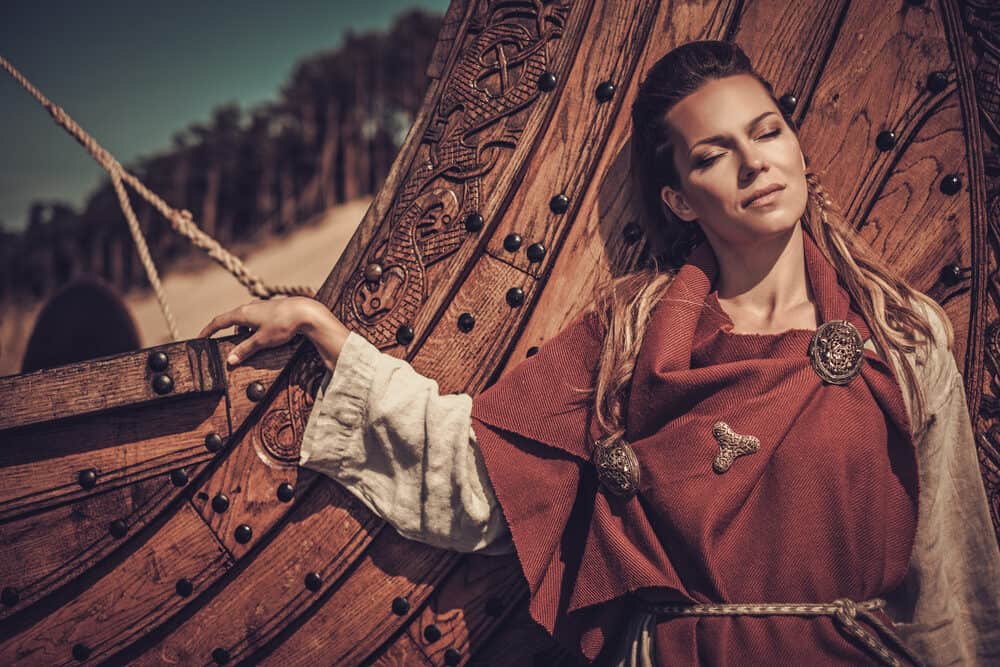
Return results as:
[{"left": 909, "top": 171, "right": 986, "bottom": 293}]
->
[
  {"left": 885, "top": 306, "right": 1000, "bottom": 665},
  {"left": 298, "top": 331, "right": 514, "bottom": 555}
]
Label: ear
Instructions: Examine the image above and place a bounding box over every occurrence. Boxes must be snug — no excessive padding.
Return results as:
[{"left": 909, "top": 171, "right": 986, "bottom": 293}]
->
[
  {"left": 660, "top": 185, "right": 697, "bottom": 222},
  {"left": 799, "top": 148, "right": 807, "bottom": 171}
]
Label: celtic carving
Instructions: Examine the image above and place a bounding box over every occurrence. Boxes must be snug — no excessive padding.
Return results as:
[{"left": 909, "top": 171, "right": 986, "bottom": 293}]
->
[{"left": 258, "top": 347, "right": 328, "bottom": 465}]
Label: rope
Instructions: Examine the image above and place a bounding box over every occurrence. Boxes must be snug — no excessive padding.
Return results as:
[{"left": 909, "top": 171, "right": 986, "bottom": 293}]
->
[{"left": 1, "top": 54, "right": 314, "bottom": 340}]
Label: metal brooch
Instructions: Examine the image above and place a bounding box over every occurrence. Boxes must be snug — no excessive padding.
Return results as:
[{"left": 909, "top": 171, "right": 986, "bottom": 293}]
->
[
  {"left": 808, "top": 320, "right": 864, "bottom": 385},
  {"left": 592, "top": 434, "right": 640, "bottom": 498},
  {"left": 712, "top": 421, "right": 761, "bottom": 473}
]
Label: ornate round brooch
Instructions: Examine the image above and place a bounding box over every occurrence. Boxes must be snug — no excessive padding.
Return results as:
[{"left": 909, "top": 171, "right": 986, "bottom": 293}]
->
[
  {"left": 592, "top": 434, "right": 640, "bottom": 498},
  {"left": 808, "top": 320, "right": 864, "bottom": 384}
]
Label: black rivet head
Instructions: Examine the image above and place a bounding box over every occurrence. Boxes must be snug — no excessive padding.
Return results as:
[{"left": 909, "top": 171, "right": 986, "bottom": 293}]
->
[
  {"left": 396, "top": 325, "right": 414, "bottom": 346},
  {"left": 364, "top": 262, "right": 383, "bottom": 283},
  {"left": 485, "top": 596, "right": 505, "bottom": 616},
  {"left": 939, "top": 263, "right": 970, "bottom": 286},
  {"left": 234, "top": 524, "right": 252, "bottom": 544},
  {"left": 170, "top": 468, "right": 189, "bottom": 487},
  {"left": 622, "top": 222, "right": 643, "bottom": 244},
  {"left": 175, "top": 578, "right": 193, "bottom": 597},
  {"left": 506, "top": 287, "right": 525, "bottom": 307},
  {"left": 940, "top": 174, "right": 962, "bottom": 195},
  {"left": 392, "top": 596, "right": 410, "bottom": 616},
  {"left": 537, "top": 71, "right": 557, "bottom": 91},
  {"left": 305, "top": 572, "right": 322, "bottom": 591},
  {"left": 212, "top": 647, "right": 231, "bottom": 664},
  {"left": 204, "top": 432, "right": 224, "bottom": 453},
  {"left": 503, "top": 233, "right": 523, "bottom": 252},
  {"left": 463, "top": 212, "right": 484, "bottom": 232},
  {"left": 444, "top": 648, "right": 462, "bottom": 666},
  {"left": 72, "top": 643, "right": 92, "bottom": 661},
  {"left": 457, "top": 313, "right": 476, "bottom": 333},
  {"left": 779, "top": 93, "right": 798, "bottom": 114},
  {"left": 236, "top": 325, "right": 254, "bottom": 337},
  {"left": 595, "top": 80, "right": 615, "bottom": 102},
  {"left": 152, "top": 373, "right": 174, "bottom": 395},
  {"left": 148, "top": 351, "right": 169, "bottom": 372},
  {"left": 526, "top": 243, "right": 546, "bottom": 262},
  {"left": 212, "top": 493, "right": 230, "bottom": 513},
  {"left": 109, "top": 519, "right": 128, "bottom": 539},
  {"left": 876, "top": 130, "right": 897, "bottom": 151},
  {"left": 423, "top": 624, "right": 442, "bottom": 643},
  {"left": 549, "top": 194, "right": 569, "bottom": 214},
  {"left": 926, "top": 70, "right": 948, "bottom": 94},
  {"left": 526, "top": 346, "right": 539, "bottom": 358},
  {"left": 78, "top": 468, "right": 98, "bottom": 490},
  {"left": 246, "top": 381, "right": 266, "bottom": 402},
  {"left": 1, "top": 587, "right": 19, "bottom": 606},
  {"left": 277, "top": 482, "right": 295, "bottom": 503}
]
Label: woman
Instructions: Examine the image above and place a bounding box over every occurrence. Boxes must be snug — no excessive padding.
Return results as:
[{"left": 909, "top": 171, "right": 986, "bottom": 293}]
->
[{"left": 200, "top": 41, "right": 1000, "bottom": 666}]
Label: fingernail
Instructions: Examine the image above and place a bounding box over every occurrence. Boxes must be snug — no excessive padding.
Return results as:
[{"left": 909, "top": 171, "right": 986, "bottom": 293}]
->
[{"left": 227, "top": 354, "right": 238, "bottom": 365}]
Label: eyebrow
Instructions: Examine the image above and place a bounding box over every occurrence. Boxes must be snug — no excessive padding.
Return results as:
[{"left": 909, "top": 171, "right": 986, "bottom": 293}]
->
[{"left": 688, "top": 111, "right": 779, "bottom": 156}]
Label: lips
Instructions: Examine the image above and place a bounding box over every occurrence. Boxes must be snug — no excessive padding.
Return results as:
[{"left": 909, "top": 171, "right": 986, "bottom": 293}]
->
[{"left": 742, "top": 184, "right": 785, "bottom": 208}]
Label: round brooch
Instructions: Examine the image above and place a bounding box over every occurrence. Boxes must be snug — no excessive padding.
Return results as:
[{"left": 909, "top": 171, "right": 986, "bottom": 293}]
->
[
  {"left": 592, "top": 434, "right": 640, "bottom": 498},
  {"left": 808, "top": 320, "right": 864, "bottom": 384}
]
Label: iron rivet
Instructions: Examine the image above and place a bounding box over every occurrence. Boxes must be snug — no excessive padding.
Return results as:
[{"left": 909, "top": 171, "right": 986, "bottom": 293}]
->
[
  {"left": 926, "top": 70, "right": 948, "bottom": 94},
  {"left": 109, "top": 519, "right": 128, "bottom": 539},
  {"left": 503, "top": 233, "right": 522, "bottom": 252},
  {"left": 595, "top": 80, "right": 615, "bottom": 102},
  {"left": 506, "top": 287, "right": 525, "bottom": 307},
  {"left": 392, "top": 596, "right": 410, "bottom": 615},
  {"left": 305, "top": 572, "right": 322, "bottom": 591},
  {"left": 364, "top": 263, "right": 383, "bottom": 283},
  {"left": 147, "top": 351, "right": 169, "bottom": 372},
  {"left": 152, "top": 373, "right": 174, "bottom": 395},
  {"left": 72, "top": 643, "right": 92, "bottom": 661},
  {"left": 623, "top": 222, "right": 643, "bottom": 244},
  {"left": 396, "top": 325, "right": 414, "bottom": 346},
  {"left": 464, "top": 212, "right": 484, "bottom": 232},
  {"left": 526, "top": 346, "right": 539, "bottom": 357},
  {"left": 549, "top": 194, "right": 569, "bottom": 214},
  {"left": 940, "top": 174, "right": 962, "bottom": 195},
  {"left": 424, "top": 624, "right": 442, "bottom": 643},
  {"left": 444, "top": 648, "right": 462, "bottom": 666},
  {"left": 485, "top": 596, "right": 505, "bottom": 616},
  {"left": 236, "top": 325, "right": 254, "bottom": 337},
  {"left": 212, "top": 493, "right": 230, "bottom": 513},
  {"left": 537, "top": 71, "right": 557, "bottom": 91},
  {"left": 170, "top": 468, "right": 189, "bottom": 487},
  {"left": 234, "top": 524, "right": 252, "bottom": 544},
  {"left": 526, "top": 243, "right": 546, "bottom": 262},
  {"left": 204, "top": 432, "right": 224, "bottom": 453},
  {"left": 78, "top": 468, "right": 98, "bottom": 490},
  {"left": 212, "top": 647, "right": 231, "bottom": 665},
  {"left": 779, "top": 93, "right": 798, "bottom": 114},
  {"left": 876, "top": 130, "right": 897, "bottom": 151},
  {"left": 246, "top": 381, "right": 266, "bottom": 402},
  {"left": 175, "top": 578, "right": 193, "bottom": 597},
  {"left": 277, "top": 482, "right": 295, "bottom": 503},
  {"left": 457, "top": 313, "right": 476, "bottom": 333},
  {"left": 1, "top": 587, "right": 19, "bottom": 607},
  {"left": 939, "top": 263, "right": 970, "bottom": 286}
]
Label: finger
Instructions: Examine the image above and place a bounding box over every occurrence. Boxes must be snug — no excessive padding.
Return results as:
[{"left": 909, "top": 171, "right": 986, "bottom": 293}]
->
[
  {"left": 199, "top": 309, "right": 251, "bottom": 338},
  {"left": 226, "top": 334, "right": 266, "bottom": 367}
]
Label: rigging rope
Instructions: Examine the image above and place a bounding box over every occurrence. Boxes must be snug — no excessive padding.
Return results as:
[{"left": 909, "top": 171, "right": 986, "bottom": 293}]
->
[{"left": 1, "top": 54, "right": 315, "bottom": 341}]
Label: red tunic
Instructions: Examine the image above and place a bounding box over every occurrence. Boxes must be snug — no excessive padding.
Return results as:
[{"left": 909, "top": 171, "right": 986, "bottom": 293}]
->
[{"left": 471, "top": 232, "right": 919, "bottom": 665}]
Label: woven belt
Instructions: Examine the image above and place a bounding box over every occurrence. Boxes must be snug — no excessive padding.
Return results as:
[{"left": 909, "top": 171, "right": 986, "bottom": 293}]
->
[{"left": 636, "top": 597, "right": 924, "bottom": 667}]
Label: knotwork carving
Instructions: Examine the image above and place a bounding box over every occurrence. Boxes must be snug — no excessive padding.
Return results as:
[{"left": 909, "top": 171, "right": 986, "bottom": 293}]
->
[{"left": 257, "top": 347, "right": 328, "bottom": 465}]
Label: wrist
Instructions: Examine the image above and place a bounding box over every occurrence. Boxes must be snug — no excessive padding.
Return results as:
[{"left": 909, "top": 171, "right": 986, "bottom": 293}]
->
[{"left": 300, "top": 300, "right": 349, "bottom": 372}]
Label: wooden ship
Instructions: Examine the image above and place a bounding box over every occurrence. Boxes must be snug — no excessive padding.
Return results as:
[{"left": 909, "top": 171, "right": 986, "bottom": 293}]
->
[{"left": 1, "top": 0, "right": 998, "bottom": 664}]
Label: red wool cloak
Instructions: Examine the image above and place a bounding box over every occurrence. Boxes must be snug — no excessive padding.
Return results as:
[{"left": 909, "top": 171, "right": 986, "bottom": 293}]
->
[{"left": 470, "top": 232, "right": 919, "bottom": 664}]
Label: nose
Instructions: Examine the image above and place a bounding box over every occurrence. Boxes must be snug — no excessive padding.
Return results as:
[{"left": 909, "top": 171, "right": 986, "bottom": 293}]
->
[{"left": 738, "top": 144, "right": 769, "bottom": 184}]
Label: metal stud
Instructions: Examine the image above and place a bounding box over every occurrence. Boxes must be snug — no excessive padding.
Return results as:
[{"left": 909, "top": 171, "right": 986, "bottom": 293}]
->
[
  {"left": 939, "top": 263, "right": 971, "bottom": 286},
  {"left": 78, "top": 468, "right": 98, "bottom": 490},
  {"left": 204, "top": 432, "right": 224, "bottom": 453},
  {"left": 147, "top": 351, "right": 169, "bottom": 372},
  {"left": 392, "top": 596, "right": 410, "bottom": 616},
  {"left": 396, "top": 325, "right": 414, "bottom": 346},
  {"left": 549, "top": 194, "right": 569, "bottom": 214},
  {"left": 72, "top": 643, "right": 92, "bottom": 661},
  {"left": 537, "top": 71, "right": 557, "bottom": 92},
  {"left": 424, "top": 624, "right": 442, "bottom": 643},
  {"left": 277, "top": 482, "right": 295, "bottom": 503},
  {"left": 152, "top": 374, "right": 174, "bottom": 395},
  {"left": 170, "top": 468, "right": 189, "bottom": 487},
  {"left": 779, "top": 93, "right": 798, "bottom": 114},
  {"left": 875, "top": 130, "right": 897, "bottom": 151},
  {"left": 234, "top": 524, "right": 253, "bottom": 544},
  {"left": 622, "top": 222, "right": 642, "bottom": 244},
  {"left": 940, "top": 174, "right": 962, "bottom": 196},
  {"left": 305, "top": 572, "right": 322, "bottom": 591},
  {"left": 926, "top": 70, "right": 948, "bottom": 94},
  {"left": 1, "top": 587, "right": 19, "bottom": 607},
  {"left": 595, "top": 80, "right": 615, "bottom": 103},
  {"left": 506, "top": 287, "right": 525, "bottom": 307},
  {"left": 212, "top": 647, "right": 231, "bottom": 664},
  {"left": 444, "top": 648, "right": 462, "bottom": 666},
  {"left": 457, "top": 313, "right": 476, "bottom": 333},
  {"left": 246, "top": 381, "right": 266, "bottom": 402},
  {"left": 503, "top": 233, "right": 522, "bottom": 252},
  {"left": 212, "top": 493, "right": 230, "bottom": 513},
  {"left": 463, "top": 212, "right": 484, "bottom": 233},
  {"left": 526, "top": 243, "right": 546, "bottom": 262},
  {"left": 526, "top": 346, "right": 539, "bottom": 358},
  {"left": 175, "top": 578, "right": 193, "bottom": 597},
  {"left": 364, "top": 263, "right": 384, "bottom": 283},
  {"left": 109, "top": 519, "right": 128, "bottom": 539}
]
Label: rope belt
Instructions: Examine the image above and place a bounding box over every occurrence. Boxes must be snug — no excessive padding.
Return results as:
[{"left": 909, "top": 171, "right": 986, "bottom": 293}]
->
[{"left": 635, "top": 597, "right": 924, "bottom": 667}]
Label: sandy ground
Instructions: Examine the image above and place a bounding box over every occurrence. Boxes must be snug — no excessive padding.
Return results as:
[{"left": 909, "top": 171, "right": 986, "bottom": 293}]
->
[{"left": 0, "top": 198, "right": 370, "bottom": 376}]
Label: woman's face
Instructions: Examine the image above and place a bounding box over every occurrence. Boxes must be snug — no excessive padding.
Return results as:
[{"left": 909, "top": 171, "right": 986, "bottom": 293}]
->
[{"left": 659, "top": 74, "right": 808, "bottom": 246}]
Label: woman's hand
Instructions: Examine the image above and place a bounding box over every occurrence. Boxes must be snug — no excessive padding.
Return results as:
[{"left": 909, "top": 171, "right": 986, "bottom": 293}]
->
[{"left": 198, "top": 296, "right": 350, "bottom": 372}]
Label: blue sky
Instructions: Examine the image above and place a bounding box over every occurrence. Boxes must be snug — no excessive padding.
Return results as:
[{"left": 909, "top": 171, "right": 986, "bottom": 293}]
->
[{"left": 0, "top": 0, "right": 450, "bottom": 232}]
